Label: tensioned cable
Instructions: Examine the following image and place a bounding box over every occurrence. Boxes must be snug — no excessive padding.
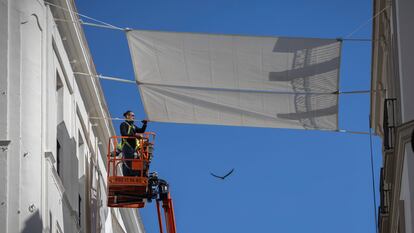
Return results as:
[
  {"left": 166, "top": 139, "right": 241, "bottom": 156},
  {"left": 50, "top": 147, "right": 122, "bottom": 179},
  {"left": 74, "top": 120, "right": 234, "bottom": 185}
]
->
[
  {"left": 53, "top": 17, "right": 377, "bottom": 43},
  {"left": 52, "top": 17, "right": 378, "bottom": 42},
  {"left": 344, "top": 5, "right": 390, "bottom": 39},
  {"left": 88, "top": 115, "right": 369, "bottom": 135},
  {"left": 53, "top": 18, "right": 125, "bottom": 30},
  {"left": 368, "top": 117, "right": 379, "bottom": 233},
  {"left": 139, "top": 81, "right": 370, "bottom": 95},
  {"left": 45, "top": 1, "right": 125, "bottom": 31},
  {"left": 342, "top": 3, "right": 390, "bottom": 230},
  {"left": 341, "top": 38, "right": 372, "bottom": 42},
  {"left": 74, "top": 72, "right": 136, "bottom": 84},
  {"left": 90, "top": 117, "right": 128, "bottom": 121},
  {"left": 74, "top": 72, "right": 384, "bottom": 96},
  {"left": 98, "top": 75, "right": 136, "bottom": 84},
  {"left": 52, "top": 16, "right": 376, "bottom": 43},
  {"left": 52, "top": 17, "right": 379, "bottom": 42},
  {"left": 47, "top": 1, "right": 387, "bottom": 43}
]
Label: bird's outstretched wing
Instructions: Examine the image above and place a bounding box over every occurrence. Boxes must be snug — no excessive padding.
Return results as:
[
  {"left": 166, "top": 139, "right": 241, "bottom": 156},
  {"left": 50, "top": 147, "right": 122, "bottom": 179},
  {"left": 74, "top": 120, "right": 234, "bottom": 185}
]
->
[
  {"left": 210, "top": 168, "right": 234, "bottom": 180},
  {"left": 210, "top": 172, "right": 224, "bottom": 179},
  {"left": 222, "top": 168, "right": 234, "bottom": 179}
]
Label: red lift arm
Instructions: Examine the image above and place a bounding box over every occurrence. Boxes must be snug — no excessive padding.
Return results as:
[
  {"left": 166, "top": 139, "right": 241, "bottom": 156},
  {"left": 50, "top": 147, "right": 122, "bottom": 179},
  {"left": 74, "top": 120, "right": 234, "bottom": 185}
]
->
[{"left": 156, "top": 192, "right": 177, "bottom": 233}]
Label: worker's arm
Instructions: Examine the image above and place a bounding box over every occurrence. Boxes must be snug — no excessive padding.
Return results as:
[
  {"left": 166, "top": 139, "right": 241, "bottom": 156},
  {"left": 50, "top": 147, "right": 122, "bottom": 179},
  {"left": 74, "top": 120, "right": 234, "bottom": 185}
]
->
[{"left": 135, "top": 120, "right": 147, "bottom": 133}]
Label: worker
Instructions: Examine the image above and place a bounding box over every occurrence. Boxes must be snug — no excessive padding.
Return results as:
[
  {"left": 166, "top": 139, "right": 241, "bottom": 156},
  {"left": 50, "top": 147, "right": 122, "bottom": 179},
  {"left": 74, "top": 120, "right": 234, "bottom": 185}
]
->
[{"left": 120, "top": 110, "right": 148, "bottom": 176}]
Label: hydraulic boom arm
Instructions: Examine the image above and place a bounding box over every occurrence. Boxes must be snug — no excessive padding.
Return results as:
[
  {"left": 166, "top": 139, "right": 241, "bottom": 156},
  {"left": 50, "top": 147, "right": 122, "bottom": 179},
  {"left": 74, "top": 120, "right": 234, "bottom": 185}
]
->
[{"left": 148, "top": 174, "right": 177, "bottom": 233}]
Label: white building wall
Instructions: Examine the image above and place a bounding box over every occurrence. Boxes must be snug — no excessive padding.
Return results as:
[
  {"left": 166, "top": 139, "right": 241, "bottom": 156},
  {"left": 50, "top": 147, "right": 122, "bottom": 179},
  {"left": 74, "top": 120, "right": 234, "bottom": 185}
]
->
[
  {"left": 399, "top": 146, "right": 414, "bottom": 233},
  {"left": 0, "top": 0, "right": 10, "bottom": 229},
  {"left": 395, "top": 0, "right": 414, "bottom": 123},
  {"left": 394, "top": 0, "right": 414, "bottom": 232},
  {"left": 20, "top": 3, "right": 44, "bottom": 231},
  {"left": 0, "top": 0, "right": 145, "bottom": 232}
]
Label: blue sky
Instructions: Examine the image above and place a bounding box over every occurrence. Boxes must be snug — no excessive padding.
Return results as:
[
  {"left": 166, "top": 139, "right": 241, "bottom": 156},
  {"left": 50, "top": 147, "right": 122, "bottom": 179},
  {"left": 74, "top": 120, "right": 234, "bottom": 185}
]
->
[{"left": 75, "top": 1, "right": 381, "bottom": 232}]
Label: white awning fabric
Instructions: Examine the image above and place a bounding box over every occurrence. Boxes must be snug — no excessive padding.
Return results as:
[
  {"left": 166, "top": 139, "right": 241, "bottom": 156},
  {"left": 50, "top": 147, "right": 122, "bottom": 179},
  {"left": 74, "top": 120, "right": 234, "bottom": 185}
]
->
[{"left": 127, "top": 30, "right": 342, "bottom": 130}]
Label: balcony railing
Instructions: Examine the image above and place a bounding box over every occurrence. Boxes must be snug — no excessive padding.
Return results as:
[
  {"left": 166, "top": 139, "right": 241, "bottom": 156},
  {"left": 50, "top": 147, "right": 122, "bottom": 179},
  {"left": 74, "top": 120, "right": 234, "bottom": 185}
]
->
[
  {"left": 379, "top": 168, "right": 391, "bottom": 214},
  {"left": 378, "top": 167, "right": 391, "bottom": 232}
]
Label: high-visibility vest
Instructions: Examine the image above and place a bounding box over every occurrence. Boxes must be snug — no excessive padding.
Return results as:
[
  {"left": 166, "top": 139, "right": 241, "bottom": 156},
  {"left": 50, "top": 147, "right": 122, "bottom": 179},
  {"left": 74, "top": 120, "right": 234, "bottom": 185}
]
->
[{"left": 119, "top": 123, "right": 140, "bottom": 150}]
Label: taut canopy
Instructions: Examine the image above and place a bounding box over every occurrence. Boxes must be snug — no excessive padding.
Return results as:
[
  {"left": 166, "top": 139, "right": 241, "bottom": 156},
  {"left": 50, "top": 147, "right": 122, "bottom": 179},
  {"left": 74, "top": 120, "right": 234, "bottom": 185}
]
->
[{"left": 127, "top": 30, "right": 341, "bottom": 130}]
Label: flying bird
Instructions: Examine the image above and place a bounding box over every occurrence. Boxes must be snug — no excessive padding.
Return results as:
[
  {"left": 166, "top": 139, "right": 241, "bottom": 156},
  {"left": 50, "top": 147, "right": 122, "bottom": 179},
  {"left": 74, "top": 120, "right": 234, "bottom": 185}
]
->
[{"left": 210, "top": 168, "right": 234, "bottom": 180}]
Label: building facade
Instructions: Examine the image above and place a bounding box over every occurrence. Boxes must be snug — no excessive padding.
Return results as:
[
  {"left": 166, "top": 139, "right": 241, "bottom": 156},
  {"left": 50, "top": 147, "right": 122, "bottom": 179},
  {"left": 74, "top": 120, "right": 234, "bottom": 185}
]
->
[
  {"left": 0, "top": 0, "right": 145, "bottom": 232},
  {"left": 371, "top": 0, "right": 414, "bottom": 232}
]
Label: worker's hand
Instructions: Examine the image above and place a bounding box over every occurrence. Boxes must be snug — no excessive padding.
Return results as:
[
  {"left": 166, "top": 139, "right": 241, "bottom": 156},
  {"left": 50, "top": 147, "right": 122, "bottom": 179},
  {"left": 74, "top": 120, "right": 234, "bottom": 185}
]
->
[
  {"left": 135, "top": 133, "right": 143, "bottom": 139},
  {"left": 141, "top": 119, "right": 148, "bottom": 124}
]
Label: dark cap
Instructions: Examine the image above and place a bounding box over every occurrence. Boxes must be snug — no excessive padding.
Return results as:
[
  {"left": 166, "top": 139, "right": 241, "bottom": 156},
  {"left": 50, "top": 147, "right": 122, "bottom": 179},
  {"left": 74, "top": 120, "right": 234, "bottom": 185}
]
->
[{"left": 123, "top": 110, "right": 133, "bottom": 117}]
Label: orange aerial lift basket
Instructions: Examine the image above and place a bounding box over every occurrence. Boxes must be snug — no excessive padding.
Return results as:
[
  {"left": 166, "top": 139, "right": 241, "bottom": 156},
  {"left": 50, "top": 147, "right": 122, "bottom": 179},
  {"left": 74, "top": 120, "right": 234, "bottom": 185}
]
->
[
  {"left": 106, "top": 132, "right": 177, "bottom": 233},
  {"left": 106, "top": 133, "right": 155, "bottom": 208}
]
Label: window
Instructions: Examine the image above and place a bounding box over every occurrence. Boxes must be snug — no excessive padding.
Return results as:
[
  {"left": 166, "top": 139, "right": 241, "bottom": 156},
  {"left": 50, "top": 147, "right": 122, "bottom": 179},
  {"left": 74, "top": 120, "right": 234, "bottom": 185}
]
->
[
  {"left": 56, "top": 72, "right": 64, "bottom": 124},
  {"left": 78, "top": 195, "right": 82, "bottom": 227},
  {"left": 56, "top": 221, "right": 63, "bottom": 233},
  {"left": 56, "top": 140, "right": 61, "bottom": 176},
  {"left": 56, "top": 71, "right": 63, "bottom": 91},
  {"left": 49, "top": 211, "right": 53, "bottom": 233},
  {"left": 78, "top": 131, "right": 85, "bottom": 178}
]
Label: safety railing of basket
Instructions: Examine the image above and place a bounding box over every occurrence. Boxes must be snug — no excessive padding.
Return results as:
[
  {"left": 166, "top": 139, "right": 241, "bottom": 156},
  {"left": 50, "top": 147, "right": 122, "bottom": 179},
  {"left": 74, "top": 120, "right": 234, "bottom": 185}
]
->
[{"left": 106, "top": 133, "right": 156, "bottom": 178}]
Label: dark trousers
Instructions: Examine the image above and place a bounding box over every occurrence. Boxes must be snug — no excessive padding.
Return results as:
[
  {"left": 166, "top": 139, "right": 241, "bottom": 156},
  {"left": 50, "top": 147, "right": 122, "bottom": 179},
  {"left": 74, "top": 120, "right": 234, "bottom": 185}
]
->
[{"left": 122, "top": 144, "right": 140, "bottom": 176}]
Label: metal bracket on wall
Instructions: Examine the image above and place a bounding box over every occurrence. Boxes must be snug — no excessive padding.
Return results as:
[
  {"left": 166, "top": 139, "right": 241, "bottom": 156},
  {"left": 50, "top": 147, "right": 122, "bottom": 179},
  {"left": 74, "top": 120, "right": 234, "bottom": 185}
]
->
[
  {"left": 383, "top": 98, "right": 397, "bottom": 150},
  {"left": 0, "top": 140, "right": 11, "bottom": 152},
  {"left": 411, "top": 129, "right": 414, "bottom": 152}
]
